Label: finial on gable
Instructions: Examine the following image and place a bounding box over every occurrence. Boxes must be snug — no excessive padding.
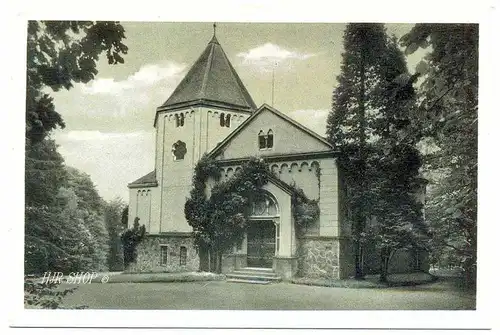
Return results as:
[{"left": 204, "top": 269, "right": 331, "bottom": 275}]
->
[{"left": 209, "top": 22, "right": 219, "bottom": 44}]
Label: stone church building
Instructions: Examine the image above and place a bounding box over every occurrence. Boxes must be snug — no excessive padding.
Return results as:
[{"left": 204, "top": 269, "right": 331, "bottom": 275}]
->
[{"left": 127, "top": 32, "right": 426, "bottom": 280}]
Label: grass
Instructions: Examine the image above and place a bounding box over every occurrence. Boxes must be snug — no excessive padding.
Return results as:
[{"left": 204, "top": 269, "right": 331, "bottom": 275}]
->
[
  {"left": 93, "top": 271, "right": 225, "bottom": 283},
  {"left": 291, "top": 277, "right": 385, "bottom": 288},
  {"left": 291, "top": 272, "right": 437, "bottom": 289}
]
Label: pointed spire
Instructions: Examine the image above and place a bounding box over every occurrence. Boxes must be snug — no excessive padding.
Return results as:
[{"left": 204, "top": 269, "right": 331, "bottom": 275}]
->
[
  {"left": 159, "top": 27, "right": 256, "bottom": 112},
  {"left": 209, "top": 22, "right": 219, "bottom": 44}
]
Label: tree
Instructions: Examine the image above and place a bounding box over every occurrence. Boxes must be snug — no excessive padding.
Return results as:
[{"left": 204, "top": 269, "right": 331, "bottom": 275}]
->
[
  {"left": 326, "top": 24, "right": 426, "bottom": 280},
  {"left": 121, "top": 205, "right": 129, "bottom": 229},
  {"left": 401, "top": 24, "right": 478, "bottom": 289},
  {"left": 25, "top": 139, "right": 67, "bottom": 207},
  {"left": 185, "top": 156, "right": 269, "bottom": 273},
  {"left": 121, "top": 217, "right": 146, "bottom": 268},
  {"left": 25, "top": 154, "right": 111, "bottom": 274},
  {"left": 25, "top": 20, "right": 128, "bottom": 275},
  {"left": 65, "top": 167, "right": 109, "bottom": 271},
  {"left": 326, "top": 23, "right": 388, "bottom": 278},
  {"left": 369, "top": 142, "right": 427, "bottom": 282},
  {"left": 25, "top": 139, "right": 70, "bottom": 274},
  {"left": 104, "top": 199, "right": 126, "bottom": 271},
  {"left": 26, "top": 21, "right": 127, "bottom": 143}
]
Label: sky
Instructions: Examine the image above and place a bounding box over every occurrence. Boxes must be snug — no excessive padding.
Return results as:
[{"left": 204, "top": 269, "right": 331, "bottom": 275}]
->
[{"left": 49, "top": 22, "right": 425, "bottom": 202}]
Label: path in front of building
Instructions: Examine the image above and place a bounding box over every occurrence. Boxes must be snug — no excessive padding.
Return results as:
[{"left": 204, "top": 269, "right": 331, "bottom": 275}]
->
[{"left": 61, "top": 279, "right": 475, "bottom": 310}]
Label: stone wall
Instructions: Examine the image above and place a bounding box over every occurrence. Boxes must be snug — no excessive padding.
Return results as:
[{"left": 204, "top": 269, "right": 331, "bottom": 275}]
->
[
  {"left": 297, "top": 237, "right": 340, "bottom": 279},
  {"left": 127, "top": 234, "right": 199, "bottom": 273}
]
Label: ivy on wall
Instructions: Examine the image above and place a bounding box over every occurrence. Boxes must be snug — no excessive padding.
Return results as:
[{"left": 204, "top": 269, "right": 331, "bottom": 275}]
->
[
  {"left": 184, "top": 155, "right": 320, "bottom": 271},
  {"left": 184, "top": 155, "right": 268, "bottom": 272},
  {"left": 291, "top": 186, "right": 320, "bottom": 228},
  {"left": 121, "top": 217, "right": 146, "bottom": 267}
]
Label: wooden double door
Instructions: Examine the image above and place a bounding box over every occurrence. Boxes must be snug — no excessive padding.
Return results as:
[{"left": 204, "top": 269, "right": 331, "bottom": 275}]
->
[{"left": 246, "top": 220, "right": 275, "bottom": 268}]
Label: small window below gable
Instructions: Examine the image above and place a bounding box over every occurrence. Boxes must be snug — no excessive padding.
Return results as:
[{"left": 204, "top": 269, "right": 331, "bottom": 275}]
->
[
  {"left": 258, "top": 130, "right": 266, "bottom": 149},
  {"left": 220, "top": 113, "right": 231, "bottom": 128},
  {"left": 258, "top": 129, "right": 274, "bottom": 150},
  {"left": 266, "top": 129, "right": 274, "bottom": 148}
]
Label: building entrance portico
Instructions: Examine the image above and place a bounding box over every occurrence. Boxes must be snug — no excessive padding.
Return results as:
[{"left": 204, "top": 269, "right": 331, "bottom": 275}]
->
[
  {"left": 246, "top": 191, "right": 280, "bottom": 269},
  {"left": 222, "top": 182, "right": 298, "bottom": 279},
  {"left": 246, "top": 219, "right": 275, "bottom": 268}
]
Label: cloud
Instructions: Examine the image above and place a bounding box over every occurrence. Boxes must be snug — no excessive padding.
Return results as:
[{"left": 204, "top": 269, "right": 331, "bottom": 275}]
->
[
  {"left": 63, "top": 130, "right": 145, "bottom": 141},
  {"left": 81, "top": 62, "right": 186, "bottom": 96},
  {"left": 53, "top": 130, "right": 155, "bottom": 201},
  {"left": 286, "top": 109, "right": 329, "bottom": 136},
  {"left": 50, "top": 61, "right": 187, "bottom": 132},
  {"left": 237, "top": 43, "right": 316, "bottom": 72}
]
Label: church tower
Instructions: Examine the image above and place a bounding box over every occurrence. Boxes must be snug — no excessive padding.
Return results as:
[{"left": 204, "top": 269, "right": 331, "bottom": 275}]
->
[
  {"left": 127, "top": 29, "right": 256, "bottom": 272},
  {"left": 130, "top": 30, "right": 256, "bottom": 236}
]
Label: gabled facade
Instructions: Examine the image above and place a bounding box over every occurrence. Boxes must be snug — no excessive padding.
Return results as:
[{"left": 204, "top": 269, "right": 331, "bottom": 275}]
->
[{"left": 127, "top": 32, "right": 426, "bottom": 279}]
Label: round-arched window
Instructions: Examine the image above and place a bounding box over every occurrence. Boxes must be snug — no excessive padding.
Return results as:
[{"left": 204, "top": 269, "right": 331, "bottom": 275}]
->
[{"left": 250, "top": 193, "right": 278, "bottom": 217}]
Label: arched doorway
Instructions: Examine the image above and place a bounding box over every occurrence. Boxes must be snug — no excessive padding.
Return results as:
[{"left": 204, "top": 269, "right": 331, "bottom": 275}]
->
[{"left": 247, "top": 193, "right": 279, "bottom": 268}]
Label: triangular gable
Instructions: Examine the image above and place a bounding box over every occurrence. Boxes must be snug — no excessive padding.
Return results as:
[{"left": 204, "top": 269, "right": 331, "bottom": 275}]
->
[{"left": 208, "top": 104, "right": 333, "bottom": 160}]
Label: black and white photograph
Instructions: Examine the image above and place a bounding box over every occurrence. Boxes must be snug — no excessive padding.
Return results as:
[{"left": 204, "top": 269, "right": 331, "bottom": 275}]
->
[{"left": 4, "top": 0, "right": 497, "bottom": 332}]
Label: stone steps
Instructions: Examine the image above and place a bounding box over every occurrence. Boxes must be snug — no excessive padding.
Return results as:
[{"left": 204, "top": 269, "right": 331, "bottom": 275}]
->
[
  {"left": 226, "top": 267, "right": 281, "bottom": 284},
  {"left": 227, "top": 278, "right": 271, "bottom": 285}
]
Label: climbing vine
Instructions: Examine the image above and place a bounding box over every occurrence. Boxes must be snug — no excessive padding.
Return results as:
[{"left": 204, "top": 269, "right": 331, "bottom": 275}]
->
[
  {"left": 120, "top": 217, "right": 146, "bottom": 267},
  {"left": 184, "top": 155, "right": 321, "bottom": 271},
  {"left": 184, "top": 155, "right": 269, "bottom": 272},
  {"left": 291, "top": 185, "right": 320, "bottom": 228}
]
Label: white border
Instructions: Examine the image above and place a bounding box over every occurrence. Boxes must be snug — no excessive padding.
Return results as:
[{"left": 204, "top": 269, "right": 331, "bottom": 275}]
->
[{"left": 3, "top": 0, "right": 498, "bottom": 331}]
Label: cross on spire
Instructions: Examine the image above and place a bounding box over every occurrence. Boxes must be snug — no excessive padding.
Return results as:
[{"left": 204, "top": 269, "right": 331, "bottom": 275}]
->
[{"left": 213, "top": 22, "right": 217, "bottom": 37}]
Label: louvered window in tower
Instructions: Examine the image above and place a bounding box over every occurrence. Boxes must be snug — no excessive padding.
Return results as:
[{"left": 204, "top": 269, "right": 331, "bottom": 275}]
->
[
  {"left": 220, "top": 113, "right": 225, "bottom": 127},
  {"left": 225, "top": 114, "right": 231, "bottom": 127}
]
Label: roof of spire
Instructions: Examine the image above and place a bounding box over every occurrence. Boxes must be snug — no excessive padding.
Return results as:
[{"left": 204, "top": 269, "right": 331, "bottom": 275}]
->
[{"left": 158, "top": 32, "right": 256, "bottom": 112}]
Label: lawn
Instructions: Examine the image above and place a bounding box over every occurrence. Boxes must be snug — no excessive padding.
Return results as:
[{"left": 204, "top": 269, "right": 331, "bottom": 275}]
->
[{"left": 60, "top": 277, "right": 475, "bottom": 310}]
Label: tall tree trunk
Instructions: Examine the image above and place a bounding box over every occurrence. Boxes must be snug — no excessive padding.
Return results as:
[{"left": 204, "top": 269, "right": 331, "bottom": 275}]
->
[
  {"left": 207, "top": 248, "right": 211, "bottom": 272},
  {"left": 214, "top": 250, "right": 222, "bottom": 274},
  {"left": 354, "top": 51, "right": 367, "bottom": 279},
  {"left": 379, "top": 248, "right": 391, "bottom": 283}
]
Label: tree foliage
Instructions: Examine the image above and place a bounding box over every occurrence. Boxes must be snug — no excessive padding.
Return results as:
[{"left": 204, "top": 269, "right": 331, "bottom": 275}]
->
[
  {"left": 185, "top": 156, "right": 269, "bottom": 272},
  {"left": 184, "top": 155, "right": 320, "bottom": 272},
  {"left": 401, "top": 24, "right": 478, "bottom": 288},
  {"left": 24, "top": 276, "right": 85, "bottom": 309},
  {"left": 291, "top": 186, "right": 320, "bottom": 228},
  {"left": 121, "top": 217, "right": 146, "bottom": 268},
  {"left": 104, "top": 199, "right": 127, "bottom": 271},
  {"left": 25, "top": 20, "right": 128, "bottom": 275},
  {"left": 25, "top": 143, "right": 111, "bottom": 274},
  {"left": 26, "top": 20, "right": 128, "bottom": 143},
  {"left": 326, "top": 23, "right": 427, "bottom": 280}
]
